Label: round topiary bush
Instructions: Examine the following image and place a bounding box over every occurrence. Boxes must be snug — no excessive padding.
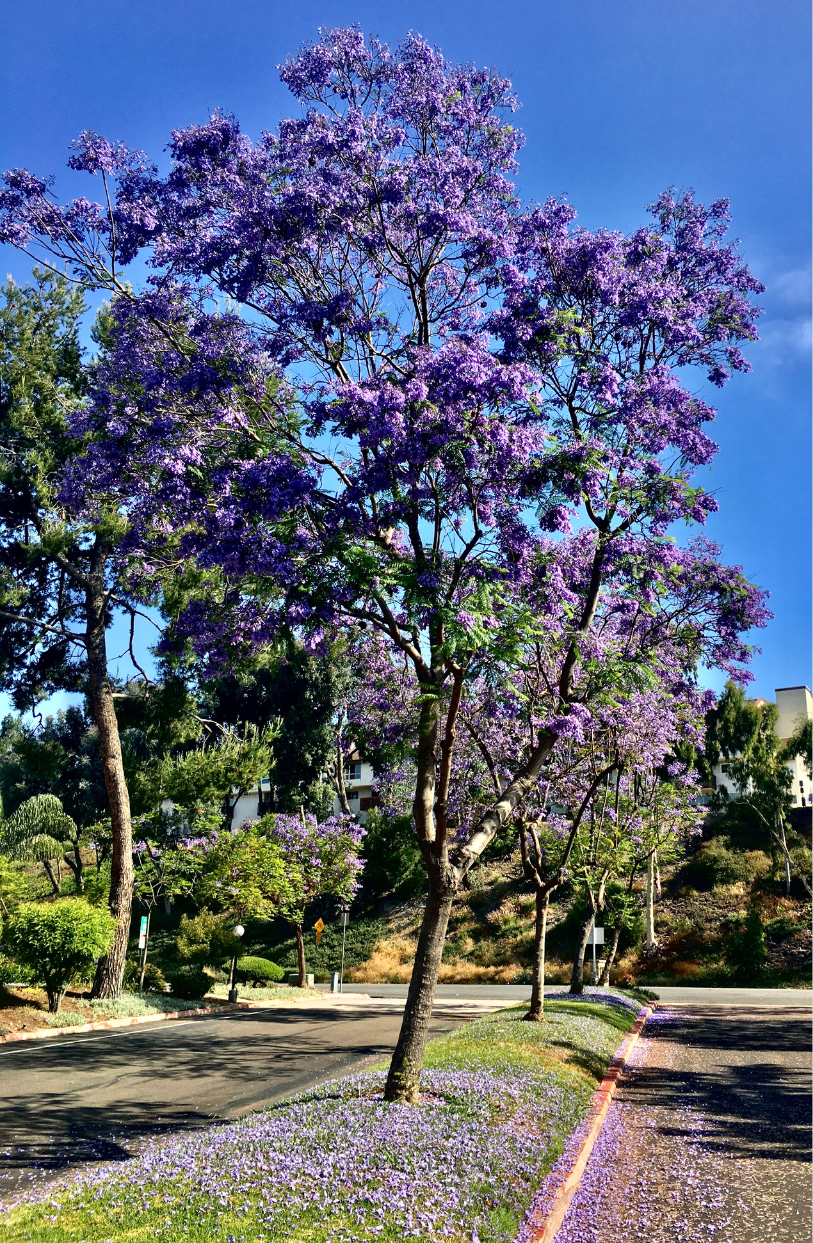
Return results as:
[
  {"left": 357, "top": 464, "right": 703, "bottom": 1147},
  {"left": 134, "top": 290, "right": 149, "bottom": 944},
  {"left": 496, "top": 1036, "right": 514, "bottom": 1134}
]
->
[
  {"left": 167, "top": 967, "right": 211, "bottom": 1000},
  {"left": 236, "top": 956, "right": 285, "bottom": 986}
]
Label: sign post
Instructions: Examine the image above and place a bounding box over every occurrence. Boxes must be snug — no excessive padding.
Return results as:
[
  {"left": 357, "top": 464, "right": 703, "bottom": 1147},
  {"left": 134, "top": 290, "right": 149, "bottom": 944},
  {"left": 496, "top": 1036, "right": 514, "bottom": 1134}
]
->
[
  {"left": 138, "top": 913, "right": 150, "bottom": 991},
  {"left": 339, "top": 909, "right": 349, "bottom": 993},
  {"left": 587, "top": 925, "right": 604, "bottom": 986}
]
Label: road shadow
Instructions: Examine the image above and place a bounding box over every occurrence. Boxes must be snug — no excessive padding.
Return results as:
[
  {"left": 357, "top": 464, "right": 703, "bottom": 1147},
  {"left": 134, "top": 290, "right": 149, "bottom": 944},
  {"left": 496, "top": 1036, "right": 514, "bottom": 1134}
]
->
[
  {"left": 623, "top": 1007, "right": 812, "bottom": 1164},
  {"left": 647, "top": 1006, "right": 812, "bottom": 1053},
  {"left": 0, "top": 1003, "right": 460, "bottom": 1197}
]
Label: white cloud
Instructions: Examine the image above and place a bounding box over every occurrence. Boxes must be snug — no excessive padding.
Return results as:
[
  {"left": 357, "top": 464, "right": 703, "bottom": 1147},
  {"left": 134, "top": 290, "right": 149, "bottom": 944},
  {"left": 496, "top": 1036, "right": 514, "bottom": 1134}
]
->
[{"left": 752, "top": 315, "right": 812, "bottom": 366}]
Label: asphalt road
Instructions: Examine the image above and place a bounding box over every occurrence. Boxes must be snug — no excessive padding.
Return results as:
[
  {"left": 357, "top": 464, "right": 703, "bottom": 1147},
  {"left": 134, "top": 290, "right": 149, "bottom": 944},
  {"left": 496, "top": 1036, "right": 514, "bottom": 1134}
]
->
[
  {"left": 557, "top": 1004, "right": 813, "bottom": 1243},
  {"left": 330, "top": 982, "right": 813, "bottom": 1006},
  {"left": 0, "top": 995, "right": 497, "bottom": 1199}
]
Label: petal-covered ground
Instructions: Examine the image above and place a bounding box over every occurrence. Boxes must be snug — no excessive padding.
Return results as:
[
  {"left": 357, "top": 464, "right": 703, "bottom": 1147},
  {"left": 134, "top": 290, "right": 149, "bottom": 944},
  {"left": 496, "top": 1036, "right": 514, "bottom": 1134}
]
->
[
  {"left": 1, "top": 992, "right": 641, "bottom": 1243},
  {"left": 534, "top": 1004, "right": 812, "bottom": 1243}
]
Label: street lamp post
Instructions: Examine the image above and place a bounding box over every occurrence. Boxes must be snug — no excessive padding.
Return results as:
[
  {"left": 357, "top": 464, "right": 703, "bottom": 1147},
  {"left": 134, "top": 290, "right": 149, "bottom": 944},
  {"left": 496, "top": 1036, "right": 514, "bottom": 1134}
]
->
[{"left": 228, "top": 924, "right": 245, "bottom": 1003}]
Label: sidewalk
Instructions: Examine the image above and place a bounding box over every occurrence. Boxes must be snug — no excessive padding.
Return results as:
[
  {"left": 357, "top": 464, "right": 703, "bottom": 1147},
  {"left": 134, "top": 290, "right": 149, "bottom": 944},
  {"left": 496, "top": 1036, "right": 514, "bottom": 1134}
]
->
[{"left": 551, "top": 1004, "right": 812, "bottom": 1243}]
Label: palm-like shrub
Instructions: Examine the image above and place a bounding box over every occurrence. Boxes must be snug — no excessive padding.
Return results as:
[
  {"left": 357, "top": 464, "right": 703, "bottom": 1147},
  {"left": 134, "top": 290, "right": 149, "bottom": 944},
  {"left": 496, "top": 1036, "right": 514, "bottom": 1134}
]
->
[{"left": 0, "top": 794, "right": 77, "bottom": 892}]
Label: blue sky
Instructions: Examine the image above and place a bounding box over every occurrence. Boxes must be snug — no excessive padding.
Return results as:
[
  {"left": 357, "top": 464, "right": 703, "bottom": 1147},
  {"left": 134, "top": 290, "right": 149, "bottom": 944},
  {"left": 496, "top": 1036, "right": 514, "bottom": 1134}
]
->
[{"left": 1, "top": 0, "right": 810, "bottom": 712}]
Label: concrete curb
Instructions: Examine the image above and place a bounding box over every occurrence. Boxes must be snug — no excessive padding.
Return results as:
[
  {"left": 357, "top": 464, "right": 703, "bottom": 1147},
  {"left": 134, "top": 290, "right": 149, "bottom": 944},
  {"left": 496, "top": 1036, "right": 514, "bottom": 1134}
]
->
[
  {"left": 519, "top": 1003, "right": 654, "bottom": 1243},
  {"left": 0, "top": 990, "right": 370, "bottom": 1045}
]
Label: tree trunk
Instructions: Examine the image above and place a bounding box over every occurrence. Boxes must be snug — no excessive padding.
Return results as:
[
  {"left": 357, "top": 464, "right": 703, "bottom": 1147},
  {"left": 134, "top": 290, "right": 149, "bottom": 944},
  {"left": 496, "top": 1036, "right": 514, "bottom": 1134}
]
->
[
  {"left": 644, "top": 853, "right": 656, "bottom": 950},
  {"left": 294, "top": 923, "right": 306, "bottom": 988},
  {"left": 599, "top": 922, "right": 623, "bottom": 986},
  {"left": 778, "top": 818, "right": 792, "bottom": 897},
  {"left": 45, "top": 982, "right": 65, "bottom": 1013},
  {"left": 384, "top": 864, "right": 457, "bottom": 1102},
  {"left": 570, "top": 907, "right": 595, "bottom": 995},
  {"left": 62, "top": 842, "right": 84, "bottom": 893},
  {"left": 42, "top": 859, "right": 61, "bottom": 895},
  {"left": 524, "top": 889, "right": 549, "bottom": 1021},
  {"left": 86, "top": 561, "right": 134, "bottom": 1001}
]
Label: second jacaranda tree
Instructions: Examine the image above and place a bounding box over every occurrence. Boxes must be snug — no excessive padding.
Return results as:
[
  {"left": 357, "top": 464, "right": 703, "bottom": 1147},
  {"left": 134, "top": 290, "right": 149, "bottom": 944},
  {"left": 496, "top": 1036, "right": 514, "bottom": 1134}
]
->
[{"left": 0, "top": 27, "right": 769, "bottom": 1099}]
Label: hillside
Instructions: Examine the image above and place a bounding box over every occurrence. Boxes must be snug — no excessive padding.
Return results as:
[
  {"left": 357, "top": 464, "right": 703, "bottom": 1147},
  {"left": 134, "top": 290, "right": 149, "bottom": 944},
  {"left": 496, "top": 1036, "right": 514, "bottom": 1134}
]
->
[{"left": 345, "top": 847, "right": 811, "bottom": 987}]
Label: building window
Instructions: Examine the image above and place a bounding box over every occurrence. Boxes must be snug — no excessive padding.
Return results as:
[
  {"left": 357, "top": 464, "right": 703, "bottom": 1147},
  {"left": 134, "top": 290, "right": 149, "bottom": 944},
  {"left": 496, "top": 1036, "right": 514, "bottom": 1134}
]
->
[{"left": 345, "top": 762, "right": 362, "bottom": 783}]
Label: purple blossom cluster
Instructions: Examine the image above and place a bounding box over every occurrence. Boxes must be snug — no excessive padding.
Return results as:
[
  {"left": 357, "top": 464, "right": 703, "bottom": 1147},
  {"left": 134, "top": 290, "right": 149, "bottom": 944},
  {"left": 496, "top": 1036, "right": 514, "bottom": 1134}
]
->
[
  {"left": 260, "top": 811, "right": 366, "bottom": 913},
  {"left": 0, "top": 28, "right": 767, "bottom": 684}
]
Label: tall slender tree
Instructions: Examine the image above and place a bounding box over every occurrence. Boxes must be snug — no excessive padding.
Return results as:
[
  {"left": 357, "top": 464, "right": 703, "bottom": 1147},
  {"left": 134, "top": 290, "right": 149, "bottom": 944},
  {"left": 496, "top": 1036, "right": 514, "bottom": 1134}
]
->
[
  {"left": 0, "top": 28, "right": 768, "bottom": 1097},
  {"left": 0, "top": 272, "right": 144, "bottom": 996}
]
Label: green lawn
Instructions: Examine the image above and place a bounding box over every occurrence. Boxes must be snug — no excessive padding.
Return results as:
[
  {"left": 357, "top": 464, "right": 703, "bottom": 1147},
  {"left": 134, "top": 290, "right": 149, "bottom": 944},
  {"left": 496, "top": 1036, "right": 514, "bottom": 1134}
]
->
[{"left": 2, "top": 993, "right": 641, "bottom": 1243}]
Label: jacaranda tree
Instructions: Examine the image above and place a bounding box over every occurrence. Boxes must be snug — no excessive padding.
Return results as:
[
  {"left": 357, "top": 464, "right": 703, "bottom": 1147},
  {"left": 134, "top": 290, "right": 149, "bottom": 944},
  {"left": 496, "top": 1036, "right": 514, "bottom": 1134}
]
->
[{"left": 0, "top": 27, "right": 768, "bottom": 1098}]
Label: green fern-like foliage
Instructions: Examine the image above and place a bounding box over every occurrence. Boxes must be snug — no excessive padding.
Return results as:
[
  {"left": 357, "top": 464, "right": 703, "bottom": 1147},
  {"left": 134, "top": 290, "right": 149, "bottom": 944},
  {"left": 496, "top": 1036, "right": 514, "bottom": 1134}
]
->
[{"left": 0, "top": 794, "right": 76, "bottom": 863}]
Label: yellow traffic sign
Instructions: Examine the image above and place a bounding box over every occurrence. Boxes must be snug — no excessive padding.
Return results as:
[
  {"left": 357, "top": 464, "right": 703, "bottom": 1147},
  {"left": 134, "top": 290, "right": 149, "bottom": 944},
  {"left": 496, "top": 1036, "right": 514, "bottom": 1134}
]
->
[{"left": 314, "top": 918, "right": 325, "bottom": 933}]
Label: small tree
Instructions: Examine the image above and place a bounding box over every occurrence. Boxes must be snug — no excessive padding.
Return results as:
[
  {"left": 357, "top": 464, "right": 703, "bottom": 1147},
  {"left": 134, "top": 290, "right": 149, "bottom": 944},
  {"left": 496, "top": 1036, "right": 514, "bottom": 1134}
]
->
[
  {"left": 725, "top": 906, "right": 767, "bottom": 981},
  {"left": 175, "top": 909, "right": 243, "bottom": 966},
  {"left": 0, "top": 794, "right": 77, "bottom": 894},
  {"left": 3, "top": 898, "right": 116, "bottom": 1011},
  {"left": 196, "top": 823, "right": 294, "bottom": 924},
  {"left": 257, "top": 812, "right": 366, "bottom": 988},
  {"left": 707, "top": 683, "right": 808, "bottom": 896}
]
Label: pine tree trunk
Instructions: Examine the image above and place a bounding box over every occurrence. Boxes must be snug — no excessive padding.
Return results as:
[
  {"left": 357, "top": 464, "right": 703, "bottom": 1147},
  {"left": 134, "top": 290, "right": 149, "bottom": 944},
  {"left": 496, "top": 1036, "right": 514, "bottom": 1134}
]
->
[
  {"left": 570, "top": 908, "right": 595, "bottom": 995},
  {"left": 86, "top": 561, "right": 133, "bottom": 1001},
  {"left": 294, "top": 923, "right": 307, "bottom": 988},
  {"left": 384, "top": 863, "right": 457, "bottom": 1102},
  {"left": 524, "top": 890, "right": 549, "bottom": 1022},
  {"left": 599, "top": 922, "right": 622, "bottom": 986}
]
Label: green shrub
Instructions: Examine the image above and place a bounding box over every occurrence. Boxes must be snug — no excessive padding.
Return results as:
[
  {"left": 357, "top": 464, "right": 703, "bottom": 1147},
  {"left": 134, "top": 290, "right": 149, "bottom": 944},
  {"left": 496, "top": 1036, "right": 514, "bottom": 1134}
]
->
[
  {"left": 765, "top": 915, "right": 803, "bottom": 941},
  {"left": 235, "top": 956, "right": 285, "bottom": 985},
  {"left": 2, "top": 899, "right": 116, "bottom": 1013},
  {"left": 360, "top": 810, "right": 425, "bottom": 898},
  {"left": 0, "top": 954, "right": 26, "bottom": 989},
  {"left": 175, "top": 910, "right": 243, "bottom": 965},
  {"left": 167, "top": 966, "right": 211, "bottom": 1000},
  {"left": 686, "top": 838, "right": 752, "bottom": 889},
  {"left": 725, "top": 908, "right": 767, "bottom": 981},
  {"left": 123, "top": 960, "right": 167, "bottom": 993}
]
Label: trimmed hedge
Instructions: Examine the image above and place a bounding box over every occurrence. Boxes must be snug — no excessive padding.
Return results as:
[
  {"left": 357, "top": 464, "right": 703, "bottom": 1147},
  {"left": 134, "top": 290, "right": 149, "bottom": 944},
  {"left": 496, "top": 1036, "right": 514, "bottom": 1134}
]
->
[{"left": 236, "top": 956, "right": 285, "bottom": 985}]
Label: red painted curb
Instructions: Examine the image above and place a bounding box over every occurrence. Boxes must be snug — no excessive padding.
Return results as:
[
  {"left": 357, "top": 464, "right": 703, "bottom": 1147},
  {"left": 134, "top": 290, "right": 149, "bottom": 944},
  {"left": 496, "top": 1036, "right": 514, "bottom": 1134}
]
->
[
  {"left": 519, "top": 1003, "right": 654, "bottom": 1243},
  {"left": 0, "top": 990, "right": 365, "bottom": 1045}
]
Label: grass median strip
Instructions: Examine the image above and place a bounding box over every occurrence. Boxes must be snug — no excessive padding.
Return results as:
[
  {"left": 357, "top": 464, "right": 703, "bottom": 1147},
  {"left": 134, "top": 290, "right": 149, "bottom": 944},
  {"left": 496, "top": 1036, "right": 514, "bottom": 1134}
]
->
[{"left": 1, "top": 990, "right": 641, "bottom": 1243}]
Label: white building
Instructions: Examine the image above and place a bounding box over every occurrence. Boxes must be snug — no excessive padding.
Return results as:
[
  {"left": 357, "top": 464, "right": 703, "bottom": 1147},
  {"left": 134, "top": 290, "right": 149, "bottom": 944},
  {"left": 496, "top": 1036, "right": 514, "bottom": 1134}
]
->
[
  {"left": 332, "top": 757, "right": 376, "bottom": 820},
  {"left": 226, "top": 759, "right": 376, "bottom": 831},
  {"left": 713, "top": 685, "right": 812, "bottom": 807},
  {"left": 229, "top": 776, "right": 274, "bottom": 830}
]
